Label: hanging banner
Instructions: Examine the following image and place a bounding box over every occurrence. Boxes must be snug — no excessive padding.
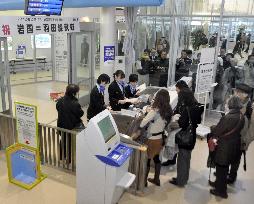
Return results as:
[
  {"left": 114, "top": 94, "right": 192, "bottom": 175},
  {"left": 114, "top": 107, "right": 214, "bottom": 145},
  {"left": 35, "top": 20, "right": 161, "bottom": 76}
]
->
[
  {"left": 195, "top": 63, "right": 214, "bottom": 94},
  {"left": 54, "top": 33, "right": 68, "bottom": 82},
  {"left": 15, "top": 102, "right": 38, "bottom": 149},
  {"left": 0, "top": 16, "right": 80, "bottom": 37}
]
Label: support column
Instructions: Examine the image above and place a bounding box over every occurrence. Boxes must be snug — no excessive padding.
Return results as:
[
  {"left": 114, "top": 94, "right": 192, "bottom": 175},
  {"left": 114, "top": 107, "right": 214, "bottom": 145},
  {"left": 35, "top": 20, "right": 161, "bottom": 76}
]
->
[{"left": 100, "top": 7, "right": 116, "bottom": 80}]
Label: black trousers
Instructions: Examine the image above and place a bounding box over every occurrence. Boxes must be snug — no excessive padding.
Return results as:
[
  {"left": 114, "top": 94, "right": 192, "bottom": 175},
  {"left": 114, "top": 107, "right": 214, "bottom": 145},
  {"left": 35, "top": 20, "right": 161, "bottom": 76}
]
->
[
  {"left": 229, "top": 152, "right": 242, "bottom": 180},
  {"left": 215, "top": 164, "right": 229, "bottom": 194}
]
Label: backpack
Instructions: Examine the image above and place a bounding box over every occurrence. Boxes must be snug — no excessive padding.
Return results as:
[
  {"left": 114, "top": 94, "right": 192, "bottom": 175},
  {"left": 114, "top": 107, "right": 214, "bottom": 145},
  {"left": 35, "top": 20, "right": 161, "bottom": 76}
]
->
[{"left": 241, "top": 115, "right": 254, "bottom": 151}]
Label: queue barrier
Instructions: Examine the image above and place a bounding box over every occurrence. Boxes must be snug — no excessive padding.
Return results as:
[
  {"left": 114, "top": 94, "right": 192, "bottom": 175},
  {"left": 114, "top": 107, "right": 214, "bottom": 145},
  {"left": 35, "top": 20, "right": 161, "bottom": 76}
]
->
[{"left": 0, "top": 112, "right": 147, "bottom": 193}]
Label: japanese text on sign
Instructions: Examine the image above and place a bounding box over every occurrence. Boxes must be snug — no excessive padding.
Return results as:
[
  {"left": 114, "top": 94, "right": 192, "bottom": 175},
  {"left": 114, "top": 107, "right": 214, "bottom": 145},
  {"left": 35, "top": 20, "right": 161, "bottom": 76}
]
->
[
  {"left": 104, "top": 46, "right": 115, "bottom": 62},
  {"left": 0, "top": 16, "right": 80, "bottom": 37},
  {"left": 195, "top": 63, "right": 214, "bottom": 94},
  {"left": 15, "top": 103, "right": 38, "bottom": 149}
]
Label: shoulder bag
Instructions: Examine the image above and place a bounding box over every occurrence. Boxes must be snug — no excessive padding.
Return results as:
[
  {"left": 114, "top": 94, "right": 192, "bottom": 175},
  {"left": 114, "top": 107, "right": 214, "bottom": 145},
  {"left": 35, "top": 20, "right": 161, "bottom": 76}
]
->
[{"left": 175, "top": 107, "right": 194, "bottom": 147}]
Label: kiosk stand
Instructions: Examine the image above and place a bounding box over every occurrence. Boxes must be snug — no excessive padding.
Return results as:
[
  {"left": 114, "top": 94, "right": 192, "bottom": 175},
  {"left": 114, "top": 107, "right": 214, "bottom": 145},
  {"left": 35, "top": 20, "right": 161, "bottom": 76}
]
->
[{"left": 76, "top": 110, "right": 136, "bottom": 204}]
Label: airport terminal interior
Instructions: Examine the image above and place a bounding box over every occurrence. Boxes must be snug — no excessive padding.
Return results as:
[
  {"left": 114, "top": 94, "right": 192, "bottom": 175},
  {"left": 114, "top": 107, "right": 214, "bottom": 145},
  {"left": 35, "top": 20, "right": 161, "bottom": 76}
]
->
[{"left": 1, "top": 0, "right": 254, "bottom": 203}]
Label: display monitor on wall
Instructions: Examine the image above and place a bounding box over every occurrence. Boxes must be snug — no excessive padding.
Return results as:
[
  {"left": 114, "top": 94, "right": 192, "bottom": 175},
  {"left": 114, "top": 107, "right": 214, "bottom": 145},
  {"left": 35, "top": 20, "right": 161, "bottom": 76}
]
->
[
  {"left": 31, "top": 34, "right": 51, "bottom": 48},
  {"left": 25, "top": 0, "right": 64, "bottom": 16},
  {"left": 97, "top": 116, "right": 116, "bottom": 143}
]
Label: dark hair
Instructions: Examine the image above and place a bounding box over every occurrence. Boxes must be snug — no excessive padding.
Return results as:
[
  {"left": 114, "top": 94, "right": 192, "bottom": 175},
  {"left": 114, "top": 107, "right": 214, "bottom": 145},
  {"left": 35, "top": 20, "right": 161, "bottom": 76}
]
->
[
  {"left": 129, "top": 74, "right": 138, "bottom": 83},
  {"left": 226, "top": 53, "right": 234, "bottom": 58},
  {"left": 152, "top": 89, "right": 173, "bottom": 123},
  {"left": 65, "top": 84, "right": 80, "bottom": 97},
  {"left": 175, "top": 80, "right": 189, "bottom": 90},
  {"left": 178, "top": 89, "right": 197, "bottom": 106},
  {"left": 227, "top": 96, "right": 243, "bottom": 110},
  {"left": 186, "top": 50, "right": 193, "bottom": 55},
  {"left": 181, "top": 50, "right": 187, "bottom": 54},
  {"left": 97, "top": 74, "right": 110, "bottom": 84},
  {"left": 113, "top": 70, "right": 125, "bottom": 79}
]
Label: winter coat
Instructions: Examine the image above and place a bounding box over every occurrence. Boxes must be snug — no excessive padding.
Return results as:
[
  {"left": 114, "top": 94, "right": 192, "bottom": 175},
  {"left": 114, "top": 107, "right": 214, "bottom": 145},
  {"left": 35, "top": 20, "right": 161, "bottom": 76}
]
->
[
  {"left": 56, "top": 95, "right": 84, "bottom": 130},
  {"left": 211, "top": 109, "right": 245, "bottom": 166},
  {"left": 243, "top": 63, "right": 254, "bottom": 89}
]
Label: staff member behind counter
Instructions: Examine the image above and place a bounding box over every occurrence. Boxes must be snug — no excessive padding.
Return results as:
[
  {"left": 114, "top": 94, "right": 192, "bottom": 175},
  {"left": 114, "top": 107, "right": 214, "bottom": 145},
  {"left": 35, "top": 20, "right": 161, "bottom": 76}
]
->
[
  {"left": 109, "top": 70, "right": 139, "bottom": 111},
  {"left": 125, "top": 74, "right": 140, "bottom": 99},
  {"left": 87, "top": 74, "right": 111, "bottom": 120}
]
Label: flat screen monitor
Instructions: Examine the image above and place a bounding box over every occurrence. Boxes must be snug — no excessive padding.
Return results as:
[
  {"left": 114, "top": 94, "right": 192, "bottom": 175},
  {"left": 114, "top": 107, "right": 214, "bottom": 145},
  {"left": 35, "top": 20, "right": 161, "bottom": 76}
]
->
[
  {"left": 25, "top": 0, "right": 64, "bottom": 16},
  {"left": 97, "top": 116, "right": 116, "bottom": 143}
]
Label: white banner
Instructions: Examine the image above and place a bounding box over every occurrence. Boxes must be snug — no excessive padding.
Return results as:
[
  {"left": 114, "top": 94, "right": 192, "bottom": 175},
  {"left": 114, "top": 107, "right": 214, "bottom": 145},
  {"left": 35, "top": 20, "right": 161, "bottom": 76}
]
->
[
  {"left": 15, "top": 102, "right": 38, "bottom": 149},
  {"left": 0, "top": 16, "right": 80, "bottom": 37},
  {"left": 195, "top": 63, "right": 214, "bottom": 94}
]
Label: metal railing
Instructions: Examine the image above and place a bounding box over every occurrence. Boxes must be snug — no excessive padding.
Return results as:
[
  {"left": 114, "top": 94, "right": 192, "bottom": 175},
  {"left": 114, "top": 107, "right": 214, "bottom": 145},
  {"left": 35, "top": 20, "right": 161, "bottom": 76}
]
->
[{"left": 0, "top": 112, "right": 147, "bottom": 193}]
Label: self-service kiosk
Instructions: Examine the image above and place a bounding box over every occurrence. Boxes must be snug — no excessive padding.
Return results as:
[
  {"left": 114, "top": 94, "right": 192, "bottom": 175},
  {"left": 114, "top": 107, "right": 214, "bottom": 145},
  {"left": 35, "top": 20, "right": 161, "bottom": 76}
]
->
[{"left": 76, "top": 110, "right": 136, "bottom": 204}]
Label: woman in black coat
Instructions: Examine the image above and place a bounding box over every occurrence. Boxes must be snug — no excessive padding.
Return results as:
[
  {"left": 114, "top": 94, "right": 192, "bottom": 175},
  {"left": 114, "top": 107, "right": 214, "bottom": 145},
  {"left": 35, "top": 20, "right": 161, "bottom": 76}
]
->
[
  {"left": 56, "top": 84, "right": 84, "bottom": 130},
  {"left": 169, "top": 81, "right": 202, "bottom": 187},
  {"left": 56, "top": 84, "right": 84, "bottom": 162},
  {"left": 209, "top": 96, "right": 245, "bottom": 199},
  {"left": 108, "top": 70, "right": 129, "bottom": 111},
  {"left": 87, "top": 74, "right": 110, "bottom": 120}
]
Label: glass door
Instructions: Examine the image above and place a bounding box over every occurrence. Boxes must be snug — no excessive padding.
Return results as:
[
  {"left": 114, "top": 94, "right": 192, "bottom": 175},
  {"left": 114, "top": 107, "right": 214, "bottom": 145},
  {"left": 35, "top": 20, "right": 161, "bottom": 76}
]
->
[
  {"left": 72, "top": 31, "right": 95, "bottom": 105},
  {"left": 0, "top": 37, "right": 12, "bottom": 114}
]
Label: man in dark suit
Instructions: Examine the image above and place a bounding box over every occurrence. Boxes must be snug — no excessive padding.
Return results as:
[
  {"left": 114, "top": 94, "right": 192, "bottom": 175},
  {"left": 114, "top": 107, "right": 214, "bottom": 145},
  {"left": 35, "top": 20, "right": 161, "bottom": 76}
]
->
[{"left": 87, "top": 74, "right": 110, "bottom": 120}]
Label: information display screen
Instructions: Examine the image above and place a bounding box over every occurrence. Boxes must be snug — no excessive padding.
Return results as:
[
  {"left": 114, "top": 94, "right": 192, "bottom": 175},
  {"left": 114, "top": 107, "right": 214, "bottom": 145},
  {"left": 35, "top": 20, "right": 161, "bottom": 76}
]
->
[
  {"left": 98, "top": 116, "right": 116, "bottom": 143},
  {"left": 25, "top": 0, "right": 64, "bottom": 16}
]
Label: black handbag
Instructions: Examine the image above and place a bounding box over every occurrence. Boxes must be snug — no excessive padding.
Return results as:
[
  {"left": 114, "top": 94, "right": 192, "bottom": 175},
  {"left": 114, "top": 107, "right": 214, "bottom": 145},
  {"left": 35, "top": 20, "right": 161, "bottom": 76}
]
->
[{"left": 175, "top": 107, "right": 194, "bottom": 147}]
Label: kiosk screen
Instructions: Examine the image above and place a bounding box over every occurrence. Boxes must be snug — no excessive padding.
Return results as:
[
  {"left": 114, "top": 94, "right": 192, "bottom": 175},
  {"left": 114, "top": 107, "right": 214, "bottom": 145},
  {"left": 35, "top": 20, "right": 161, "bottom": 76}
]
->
[{"left": 98, "top": 116, "right": 116, "bottom": 142}]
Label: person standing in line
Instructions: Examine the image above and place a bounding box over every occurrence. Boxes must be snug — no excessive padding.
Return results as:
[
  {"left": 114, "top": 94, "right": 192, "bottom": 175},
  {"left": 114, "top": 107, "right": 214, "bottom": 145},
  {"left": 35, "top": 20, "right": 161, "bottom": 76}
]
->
[
  {"left": 140, "top": 89, "right": 173, "bottom": 186},
  {"left": 241, "top": 33, "right": 247, "bottom": 51},
  {"left": 245, "top": 34, "right": 251, "bottom": 53},
  {"left": 87, "top": 74, "right": 111, "bottom": 120},
  {"left": 108, "top": 70, "right": 129, "bottom": 111},
  {"left": 56, "top": 84, "right": 84, "bottom": 161},
  {"left": 169, "top": 81, "right": 202, "bottom": 187},
  {"left": 209, "top": 96, "right": 245, "bottom": 199},
  {"left": 233, "top": 40, "right": 244, "bottom": 59},
  {"left": 227, "top": 84, "right": 253, "bottom": 184},
  {"left": 243, "top": 55, "right": 254, "bottom": 101}
]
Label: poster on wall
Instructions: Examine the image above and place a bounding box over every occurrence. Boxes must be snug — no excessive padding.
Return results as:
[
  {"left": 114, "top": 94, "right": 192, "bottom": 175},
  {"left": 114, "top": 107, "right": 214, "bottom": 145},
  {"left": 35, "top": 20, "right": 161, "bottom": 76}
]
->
[
  {"left": 195, "top": 63, "right": 214, "bottom": 94},
  {"left": 0, "top": 16, "right": 80, "bottom": 37},
  {"left": 54, "top": 33, "right": 68, "bottom": 82},
  {"left": 15, "top": 102, "right": 38, "bottom": 149},
  {"left": 104, "top": 46, "right": 115, "bottom": 63}
]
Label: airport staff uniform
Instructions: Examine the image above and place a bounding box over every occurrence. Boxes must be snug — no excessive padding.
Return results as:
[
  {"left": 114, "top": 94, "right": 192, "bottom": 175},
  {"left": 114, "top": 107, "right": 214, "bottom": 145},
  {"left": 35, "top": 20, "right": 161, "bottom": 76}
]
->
[
  {"left": 87, "top": 84, "right": 106, "bottom": 120},
  {"left": 108, "top": 80, "right": 128, "bottom": 111}
]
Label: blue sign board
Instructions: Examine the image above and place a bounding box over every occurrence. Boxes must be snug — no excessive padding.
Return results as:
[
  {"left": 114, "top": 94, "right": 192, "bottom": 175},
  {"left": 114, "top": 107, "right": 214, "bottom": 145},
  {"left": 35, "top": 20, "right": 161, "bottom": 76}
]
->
[
  {"left": 0, "top": 0, "right": 164, "bottom": 10},
  {"left": 104, "top": 46, "right": 115, "bottom": 62},
  {"left": 25, "top": 0, "right": 64, "bottom": 15}
]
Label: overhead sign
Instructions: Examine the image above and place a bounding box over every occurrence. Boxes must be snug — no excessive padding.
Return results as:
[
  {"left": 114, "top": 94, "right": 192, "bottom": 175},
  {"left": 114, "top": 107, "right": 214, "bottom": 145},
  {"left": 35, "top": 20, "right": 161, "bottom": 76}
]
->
[
  {"left": 104, "top": 46, "right": 115, "bottom": 63},
  {"left": 15, "top": 102, "right": 38, "bottom": 149},
  {"left": 0, "top": 0, "right": 164, "bottom": 9},
  {"left": 195, "top": 63, "right": 214, "bottom": 94},
  {"left": 0, "top": 16, "right": 80, "bottom": 37},
  {"left": 25, "top": 0, "right": 64, "bottom": 16}
]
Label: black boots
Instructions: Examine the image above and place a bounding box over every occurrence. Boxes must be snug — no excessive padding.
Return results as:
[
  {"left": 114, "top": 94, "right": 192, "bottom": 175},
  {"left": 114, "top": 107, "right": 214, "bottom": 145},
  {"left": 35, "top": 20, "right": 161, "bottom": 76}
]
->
[
  {"left": 145, "top": 166, "right": 150, "bottom": 187},
  {"left": 148, "top": 163, "right": 161, "bottom": 186}
]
